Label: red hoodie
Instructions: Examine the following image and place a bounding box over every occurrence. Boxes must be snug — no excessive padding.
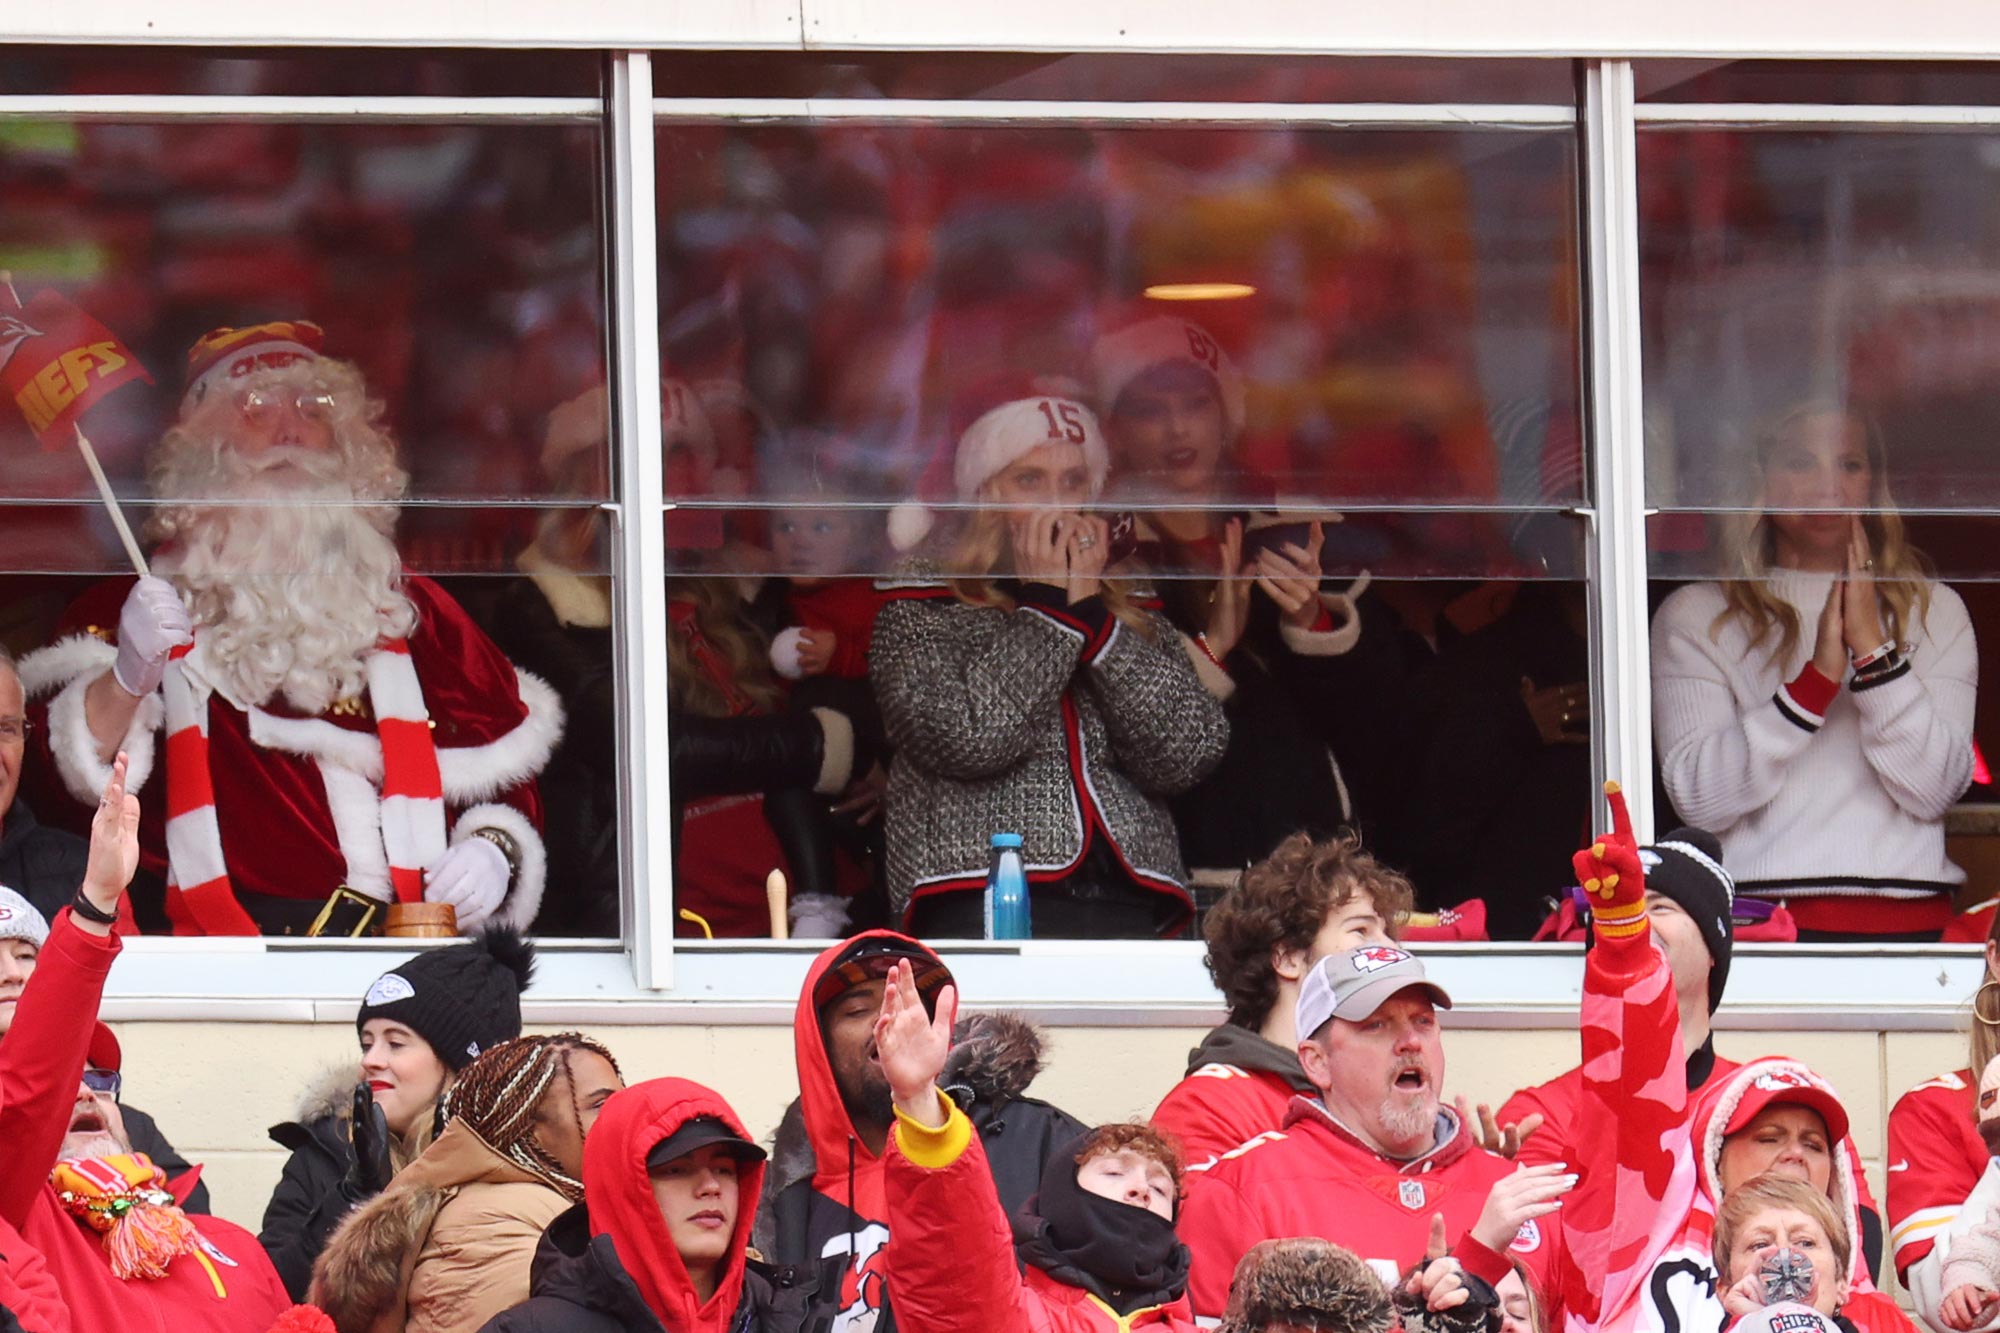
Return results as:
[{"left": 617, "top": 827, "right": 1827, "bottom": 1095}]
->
[
  {"left": 758, "top": 931, "right": 951, "bottom": 1331},
  {"left": 583, "top": 1077, "right": 766, "bottom": 1333}
]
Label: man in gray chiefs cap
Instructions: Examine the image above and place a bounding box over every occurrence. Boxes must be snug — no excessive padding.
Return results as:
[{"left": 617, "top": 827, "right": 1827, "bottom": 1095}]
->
[{"left": 1179, "top": 944, "right": 1572, "bottom": 1318}]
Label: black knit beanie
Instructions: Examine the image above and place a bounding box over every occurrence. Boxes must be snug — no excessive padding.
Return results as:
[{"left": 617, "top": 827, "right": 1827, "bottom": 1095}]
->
[
  {"left": 355, "top": 925, "right": 536, "bottom": 1071},
  {"left": 1638, "top": 827, "right": 1734, "bottom": 1014}
]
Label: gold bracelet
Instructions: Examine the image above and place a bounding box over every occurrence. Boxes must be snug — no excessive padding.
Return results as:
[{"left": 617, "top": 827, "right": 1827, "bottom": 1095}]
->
[{"left": 470, "top": 827, "right": 521, "bottom": 885}]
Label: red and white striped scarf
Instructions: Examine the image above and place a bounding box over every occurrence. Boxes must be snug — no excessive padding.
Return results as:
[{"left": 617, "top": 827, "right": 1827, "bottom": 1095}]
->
[{"left": 161, "top": 636, "right": 445, "bottom": 934}]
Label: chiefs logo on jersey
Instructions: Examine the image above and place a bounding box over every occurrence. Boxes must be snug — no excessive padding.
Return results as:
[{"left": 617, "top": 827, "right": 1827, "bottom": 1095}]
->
[{"left": 1352, "top": 946, "right": 1412, "bottom": 974}]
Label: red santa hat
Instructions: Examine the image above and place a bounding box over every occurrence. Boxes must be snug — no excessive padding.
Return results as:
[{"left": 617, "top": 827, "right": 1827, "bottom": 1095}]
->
[
  {"left": 887, "top": 384, "right": 1111, "bottom": 552},
  {"left": 183, "top": 320, "right": 325, "bottom": 408},
  {"left": 1090, "top": 315, "right": 1246, "bottom": 438}
]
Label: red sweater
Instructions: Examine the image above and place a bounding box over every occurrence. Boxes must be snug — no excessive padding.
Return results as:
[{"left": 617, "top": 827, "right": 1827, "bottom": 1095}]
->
[{"left": 785, "top": 579, "right": 889, "bottom": 680}]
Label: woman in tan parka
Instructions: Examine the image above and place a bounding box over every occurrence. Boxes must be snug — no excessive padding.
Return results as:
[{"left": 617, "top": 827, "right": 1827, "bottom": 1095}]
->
[{"left": 310, "top": 1033, "right": 625, "bottom": 1333}]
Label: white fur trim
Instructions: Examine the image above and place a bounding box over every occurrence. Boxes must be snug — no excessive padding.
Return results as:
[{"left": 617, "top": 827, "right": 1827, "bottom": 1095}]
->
[
  {"left": 810, "top": 706, "right": 855, "bottom": 797},
  {"left": 435, "top": 669, "right": 565, "bottom": 804},
  {"left": 453, "top": 803, "right": 546, "bottom": 934},
  {"left": 256, "top": 666, "right": 563, "bottom": 797},
  {"left": 17, "top": 633, "right": 117, "bottom": 700},
  {"left": 887, "top": 501, "right": 935, "bottom": 553},
  {"left": 771, "top": 627, "right": 809, "bottom": 681},
  {"left": 1278, "top": 588, "right": 1365, "bottom": 658},
  {"left": 43, "top": 670, "right": 163, "bottom": 802},
  {"left": 1091, "top": 317, "right": 1246, "bottom": 436},
  {"left": 516, "top": 544, "right": 611, "bottom": 630},
  {"left": 250, "top": 708, "right": 384, "bottom": 781},
  {"left": 954, "top": 396, "right": 1109, "bottom": 501},
  {"left": 318, "top": 763, "right": 394, "bottom": 902},
  {"left": 1179, "top": 633, "right": 1237, "bottom": 701}
]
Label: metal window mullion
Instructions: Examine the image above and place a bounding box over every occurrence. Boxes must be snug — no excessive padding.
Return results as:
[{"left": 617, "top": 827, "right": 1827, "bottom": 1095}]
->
[
  {"left": 649, "top": 96, "right": 1573, "bottom": 129},
  {"left": 608, "top": 51, "right": 675, "bottom": 990},
  {"left": 1580, "top": 60, "right": 1655, "bottom": 841},
  {"left": 0, "top": 95, "right": 599, "bottom": 122}
]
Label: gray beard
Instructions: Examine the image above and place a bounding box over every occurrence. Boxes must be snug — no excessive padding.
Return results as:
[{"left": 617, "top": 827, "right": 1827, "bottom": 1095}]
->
[{"left": 59, "top": 1130, "right": 126, "bottom": 1162}]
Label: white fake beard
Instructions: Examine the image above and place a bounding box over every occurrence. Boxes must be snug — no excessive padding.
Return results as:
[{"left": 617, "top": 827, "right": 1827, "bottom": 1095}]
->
[{"left": 156, "top": 448, "right": 417, "bottom": 715}]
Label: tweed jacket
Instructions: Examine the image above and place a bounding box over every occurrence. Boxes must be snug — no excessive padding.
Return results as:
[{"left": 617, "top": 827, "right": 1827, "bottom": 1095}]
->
[{"left": 870, "top": 566, "right": 1227, "bottom": 923}]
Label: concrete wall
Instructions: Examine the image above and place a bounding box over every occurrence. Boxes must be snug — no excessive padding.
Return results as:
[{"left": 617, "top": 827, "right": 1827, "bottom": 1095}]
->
[{"left": 129, "top": 1014, "right": 1968, "bottom": 1297}]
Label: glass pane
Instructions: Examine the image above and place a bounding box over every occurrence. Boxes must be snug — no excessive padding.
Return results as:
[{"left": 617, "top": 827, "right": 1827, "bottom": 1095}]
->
[
  {"left": 657, "top": 113, "right": 1587, "bottom": 941},
  {"left": 0, "top": 120, "right": 607, "bottom": 508},
  {"left": 0, "top": 117, "right": 615, "bottom": 940},
  {"left": 1641, "top": 127, "right": 2000, "bottom": 942},
  {"left": 1639, "top": 59, "right": 2000, "bottom": 106},
  {"left": 0, "top": 45, "right": 602, "bottom": 97},
  {"left": 652, "top": 52, "right": 1574, "bottom": 104}
]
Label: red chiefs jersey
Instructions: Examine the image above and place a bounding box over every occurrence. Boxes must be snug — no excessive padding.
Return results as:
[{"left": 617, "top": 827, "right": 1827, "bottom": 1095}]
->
[
  {"left": 1152, "top": 1064, "right": 1298, "bottom": 1175},
  {"left": 1178, "top": 1096, "right": 1556, "bottom": 1320},
  {"left": 1887, "top": 1067, "right": 1986, "bottom": 1276}
]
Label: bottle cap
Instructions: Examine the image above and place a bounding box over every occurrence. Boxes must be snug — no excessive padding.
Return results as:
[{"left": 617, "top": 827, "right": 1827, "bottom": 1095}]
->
[{"left": 990, "top": 832, "right": 1024, "bottom": 848}]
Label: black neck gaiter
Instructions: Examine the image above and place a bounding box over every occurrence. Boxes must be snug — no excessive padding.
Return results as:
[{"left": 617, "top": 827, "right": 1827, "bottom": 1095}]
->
[{"left": 1015, "top": 1144, "right": 1191, "bottom": 1316}]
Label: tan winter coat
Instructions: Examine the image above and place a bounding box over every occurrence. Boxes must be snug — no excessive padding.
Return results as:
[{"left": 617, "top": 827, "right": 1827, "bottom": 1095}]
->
[{"left": 311, "top": 1118, "right": 572, "bottom": 1333}]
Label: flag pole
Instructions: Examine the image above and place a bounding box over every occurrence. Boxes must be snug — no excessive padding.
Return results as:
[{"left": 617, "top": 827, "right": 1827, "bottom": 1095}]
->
[
  {"left": 0, "top": 270, "right": 149, "bottom": 577},
  {"left": 74, "top": 425, "right": 149, "bottom": 577}
]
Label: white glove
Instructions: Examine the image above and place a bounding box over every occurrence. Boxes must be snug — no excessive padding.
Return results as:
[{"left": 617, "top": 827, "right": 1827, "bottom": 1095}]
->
[
  {"left": 423, "top": 836, "right": 510, "bottom": 932},
  {"left": 112, "top": 577, "right": 193, "bottom": 697}
]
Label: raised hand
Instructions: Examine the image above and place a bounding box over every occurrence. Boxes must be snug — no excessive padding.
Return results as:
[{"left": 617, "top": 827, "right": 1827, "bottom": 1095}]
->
[
  {"left": 1254, "top": 521, "right": 1327, "bottom": 629},
  {"left": 1812, "top": 573, "right": 1847, "bottom": 682},
  {"left": 1404, "top": 1218, "right": 1470, "bottom": 1313},
  {"left": 1470, "top": 1161, "right": 1575, "bottom": 1252},
  {"left": 1064, "top": 514, "right": 1110, "bottom": 605},
  {"left": 873, "top": 959, "right": 958, "bottom": 1129},
  {"left": 1204, "top": 518, "right": 1252, "bottom": 662},
  {"left": 1010, "top": 510, "right": 1071, "bottom": 589},
  {"left": 1574, "top": 781, "right": 1646, "bottom": 937},
  {"left": 796, "top": 629, "right": 837, "bottom": 677},
  {"left": 111, "top": 576, "right": 192, "bottom": 698},
  {"left": 78, "top": 752, "right": 140, "bottom": 926},
  {"left": 1457, "top": 1096, "right": 1545, "bottom": 1159},
  {"left": 1842, "top": 516, "right": 1888, "bottom": 657},
  {"left": 343, "top": 1083, "right": 395, "bottom": 1200}
]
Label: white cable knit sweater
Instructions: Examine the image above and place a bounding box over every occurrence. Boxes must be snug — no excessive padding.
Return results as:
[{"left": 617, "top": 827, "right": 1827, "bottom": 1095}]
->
[{"left": 1651, "top": 569, "right": 1978, "bottom": 902}]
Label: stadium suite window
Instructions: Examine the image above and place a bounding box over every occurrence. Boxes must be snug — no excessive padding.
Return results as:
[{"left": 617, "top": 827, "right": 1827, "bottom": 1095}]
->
[
  {"left": 1639, "top": 124, "right": 2000, "bottom": 942},
  {"left": 651, "top": 104, "right": 1595, "bottom": 945},
  {"left": 0, "top": 112, "right": 616, "bottom": 939}
]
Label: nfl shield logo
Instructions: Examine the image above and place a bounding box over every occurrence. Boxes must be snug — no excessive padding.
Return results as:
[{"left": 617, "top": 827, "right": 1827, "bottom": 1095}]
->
[{"left": 1399, "top": 1179, "right": 1425, "bottom": 1210}]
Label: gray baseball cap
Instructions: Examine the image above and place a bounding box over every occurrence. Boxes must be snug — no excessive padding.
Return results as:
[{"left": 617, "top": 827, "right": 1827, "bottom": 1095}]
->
[
  {"left": 0, "top": 887, "right": 49, "bottom": 951},
  {"left": 1295, "top": 945, "right": 1452, "bottom": 1044}
]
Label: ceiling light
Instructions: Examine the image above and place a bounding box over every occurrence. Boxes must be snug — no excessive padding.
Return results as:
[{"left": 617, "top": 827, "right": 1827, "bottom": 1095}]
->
[{"left": 1143, "top": 282, "right": 1256, "bottom": 302}]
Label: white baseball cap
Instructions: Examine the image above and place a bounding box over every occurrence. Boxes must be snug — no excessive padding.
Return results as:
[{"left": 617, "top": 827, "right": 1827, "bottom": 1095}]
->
[{"left": 1295, "top": 945, "right": 1452, "bottom": 1044}]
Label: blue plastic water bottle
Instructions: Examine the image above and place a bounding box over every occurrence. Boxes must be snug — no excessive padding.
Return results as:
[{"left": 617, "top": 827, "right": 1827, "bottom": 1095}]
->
[{"left": 984, "top": 832, "right": 1031, "bottom": 940}]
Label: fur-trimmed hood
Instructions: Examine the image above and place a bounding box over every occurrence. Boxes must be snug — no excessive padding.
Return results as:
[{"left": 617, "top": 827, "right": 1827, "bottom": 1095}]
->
[
  {"left": 310, "top": 1119, "right": 571, "bottom": 1333},
  {"left": 292, "top": 1064, "right": 364, "bottom": 1130}
]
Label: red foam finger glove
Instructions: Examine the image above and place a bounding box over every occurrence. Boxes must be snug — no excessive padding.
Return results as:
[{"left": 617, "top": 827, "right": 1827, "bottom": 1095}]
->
[{"left": 1574, "top": 783, "right": 1647, "bottom": 939}]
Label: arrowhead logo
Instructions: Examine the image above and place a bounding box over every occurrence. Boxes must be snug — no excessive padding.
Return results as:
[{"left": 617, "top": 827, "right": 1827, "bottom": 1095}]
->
[{"left": 0, "top": 312, "right": 43, "bottom": 378}]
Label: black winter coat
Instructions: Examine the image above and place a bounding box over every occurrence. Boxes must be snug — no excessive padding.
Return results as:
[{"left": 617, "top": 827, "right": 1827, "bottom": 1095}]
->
[
  {"left": 0, "top": 802, "right": 86, "bottom": 924},
  {"left": 477, "top": 1206, "right": 834, "bottom": 1333},
  {"left": 258, "top": 1077, "right": 359, "bottom": 1301}
]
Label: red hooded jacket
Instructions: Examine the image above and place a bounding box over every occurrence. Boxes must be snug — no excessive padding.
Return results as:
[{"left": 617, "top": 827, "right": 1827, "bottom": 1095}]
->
[
  {"left": 753, "top": 932, "right": 955, "bottom": 1332},
  {"left": 582, "top": 1078, "right": 766, "bottom": 1333}
]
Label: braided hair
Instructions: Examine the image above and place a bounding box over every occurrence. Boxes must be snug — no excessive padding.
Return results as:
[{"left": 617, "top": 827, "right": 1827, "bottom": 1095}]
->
[{"left": 441, "top": 1032, "right": 621, "bottom": 1201}]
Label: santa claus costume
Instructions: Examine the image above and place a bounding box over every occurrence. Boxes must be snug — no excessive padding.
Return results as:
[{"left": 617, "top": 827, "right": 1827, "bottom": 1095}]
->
[{"left": 20, "top": 322, "right": 561, "bottom": 936}]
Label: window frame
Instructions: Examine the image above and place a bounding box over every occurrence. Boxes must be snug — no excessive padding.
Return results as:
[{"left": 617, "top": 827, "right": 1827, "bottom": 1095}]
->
[{"left": 6, "top": 46, "right": 1992, "bottom": 1024}]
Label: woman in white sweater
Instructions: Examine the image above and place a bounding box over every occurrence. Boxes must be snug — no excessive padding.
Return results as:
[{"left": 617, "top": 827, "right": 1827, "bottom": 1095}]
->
[{"left": 1652, "top": 401, "right": 1978, "bottom": 939}]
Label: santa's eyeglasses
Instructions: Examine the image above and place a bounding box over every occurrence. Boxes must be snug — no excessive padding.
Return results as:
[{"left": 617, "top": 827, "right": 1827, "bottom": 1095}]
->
[{"left": 234, "top": 386, "right": 338, "bottom": 425}]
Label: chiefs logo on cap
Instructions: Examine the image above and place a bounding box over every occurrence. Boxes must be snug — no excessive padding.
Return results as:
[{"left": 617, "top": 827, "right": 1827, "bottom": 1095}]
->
[
  {"left": 0, "top": 905, "right": 14, "bottom": 922},
  {"left": 1352, "top": 946, "right": 1412, "bottom": 974},
  {"left": 1754, "top": 1071, "right": 1812, "bottom": 1092},
  {"left": 1770, "top": 1313, "right": 1830, "bottom": 1333}
]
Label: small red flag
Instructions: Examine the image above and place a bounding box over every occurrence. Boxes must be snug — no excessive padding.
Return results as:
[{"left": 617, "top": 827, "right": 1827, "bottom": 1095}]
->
[{"left": 0, "top": 285, "right": 153, "bottom": 451}]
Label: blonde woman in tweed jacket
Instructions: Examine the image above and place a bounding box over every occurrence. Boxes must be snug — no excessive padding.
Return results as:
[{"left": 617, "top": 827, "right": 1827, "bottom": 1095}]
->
[{"left": 873, "top": 388, "right": 1228, "bottom": 938}]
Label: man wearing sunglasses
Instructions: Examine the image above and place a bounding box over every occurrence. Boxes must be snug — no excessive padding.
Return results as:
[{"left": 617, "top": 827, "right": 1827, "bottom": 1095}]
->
[
  {"left": 0, "top": 885, "right": 208, "bottom": 1214},
  {"left": 18, "top": 320, "right": 561, "bottom": 938}
]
